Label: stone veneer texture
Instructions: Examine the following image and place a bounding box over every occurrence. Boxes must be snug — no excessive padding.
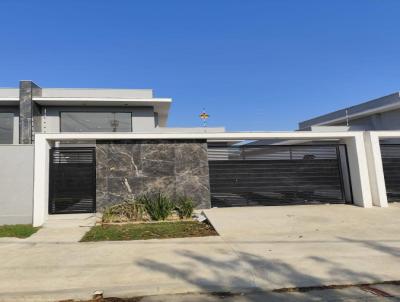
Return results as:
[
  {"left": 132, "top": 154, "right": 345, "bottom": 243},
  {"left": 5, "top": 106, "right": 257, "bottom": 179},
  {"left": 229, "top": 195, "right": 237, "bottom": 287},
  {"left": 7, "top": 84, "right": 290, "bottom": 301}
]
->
[
  {"left": 19, "top": 81, "right": 42, "bottom": 144},
  {"left": 96, "top": 139, "right": 211, "bottom": 210}
]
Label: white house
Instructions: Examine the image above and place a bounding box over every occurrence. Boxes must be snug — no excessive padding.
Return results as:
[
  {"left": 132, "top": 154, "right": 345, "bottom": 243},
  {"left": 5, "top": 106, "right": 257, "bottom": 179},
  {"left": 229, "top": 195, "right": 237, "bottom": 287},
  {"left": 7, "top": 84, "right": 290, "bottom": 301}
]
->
[{"left": 0, "top": 81, "right": 397, "bottom": 226}]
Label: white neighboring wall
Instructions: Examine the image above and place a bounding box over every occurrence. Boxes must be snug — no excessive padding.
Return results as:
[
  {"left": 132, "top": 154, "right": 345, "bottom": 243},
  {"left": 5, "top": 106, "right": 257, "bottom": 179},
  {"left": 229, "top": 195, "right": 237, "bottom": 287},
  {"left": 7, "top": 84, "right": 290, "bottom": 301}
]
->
[{"left": 0, "top": 145, "right": 34, "bottom": 224}]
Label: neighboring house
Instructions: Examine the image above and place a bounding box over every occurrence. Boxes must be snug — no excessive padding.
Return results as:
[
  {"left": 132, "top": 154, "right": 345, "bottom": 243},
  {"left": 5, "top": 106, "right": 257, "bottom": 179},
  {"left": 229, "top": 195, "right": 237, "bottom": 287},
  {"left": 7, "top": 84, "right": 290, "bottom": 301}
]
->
[
  {"left": 1, "top": 81, "right": 399, "bottom": 227},
  {"left": 299, "top": 92, "right": 400, "bottom": 131}
]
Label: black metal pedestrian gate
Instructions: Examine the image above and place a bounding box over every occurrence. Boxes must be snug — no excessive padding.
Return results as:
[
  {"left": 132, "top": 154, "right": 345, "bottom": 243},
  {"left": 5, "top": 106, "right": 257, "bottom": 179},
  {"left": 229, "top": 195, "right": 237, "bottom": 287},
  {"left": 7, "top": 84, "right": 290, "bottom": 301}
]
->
[
  {"left": 208, "top": 144, "right": 353, "bottom": 207},
  {"left": 380, "top": 144, "right": 400, "bottom": 202},
  {"left": 49, "top": 147, "right": 96, "bottom": 214}
]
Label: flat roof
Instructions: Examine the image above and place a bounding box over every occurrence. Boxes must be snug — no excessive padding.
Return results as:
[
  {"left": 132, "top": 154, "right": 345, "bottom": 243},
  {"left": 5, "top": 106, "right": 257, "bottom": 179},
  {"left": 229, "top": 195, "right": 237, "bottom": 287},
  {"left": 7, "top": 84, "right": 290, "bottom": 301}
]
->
[
  {"left": 299, "top": 92, "right": 400, "bottom": 130},
  {"left": 41, "top": 88, "right": 153, "bottom": 99},
  {"left": 0, "top": 86, "right": 171, "bottom": 126}
]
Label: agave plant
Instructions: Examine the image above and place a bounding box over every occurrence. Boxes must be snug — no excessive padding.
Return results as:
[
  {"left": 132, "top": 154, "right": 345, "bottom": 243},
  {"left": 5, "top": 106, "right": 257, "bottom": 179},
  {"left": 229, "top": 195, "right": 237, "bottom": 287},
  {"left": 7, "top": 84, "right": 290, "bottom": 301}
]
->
[
  {"left": 138, "top": 192, "right": 175, "bottom": 221},
  {"left": 175, "top": 196, "right": 194, "bottom": 219},
  {"left": 101, "top": 199, "right": 147, "bottom": 223}
]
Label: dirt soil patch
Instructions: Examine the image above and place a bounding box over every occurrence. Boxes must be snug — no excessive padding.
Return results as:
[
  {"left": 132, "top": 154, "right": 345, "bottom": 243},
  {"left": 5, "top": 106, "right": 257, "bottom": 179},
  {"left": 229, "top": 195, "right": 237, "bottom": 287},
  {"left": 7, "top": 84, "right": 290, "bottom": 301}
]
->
[{"left": 80, "top": 221, "right": 218, "bottom": 242}]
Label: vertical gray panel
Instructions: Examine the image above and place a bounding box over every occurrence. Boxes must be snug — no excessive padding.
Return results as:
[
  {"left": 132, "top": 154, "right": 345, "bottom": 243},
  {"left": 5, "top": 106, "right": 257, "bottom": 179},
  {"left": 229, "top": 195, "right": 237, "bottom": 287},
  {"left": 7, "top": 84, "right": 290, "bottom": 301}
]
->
[
  {"left": 19, "top": 81, "right": 33, "bottom": 144},
  {"left": 19, "top": 81, "right": 42, "bottom": 144},
  {"left": 339, "top": 145, "right": 353, "bottom": 202}
]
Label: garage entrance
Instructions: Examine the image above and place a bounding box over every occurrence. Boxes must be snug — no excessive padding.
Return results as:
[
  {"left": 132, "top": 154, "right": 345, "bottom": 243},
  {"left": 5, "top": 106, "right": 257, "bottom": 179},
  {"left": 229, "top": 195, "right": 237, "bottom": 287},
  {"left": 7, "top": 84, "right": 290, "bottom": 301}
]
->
[
  {"left": 208, "top": 144, "right": 352, "bottom": 207},
  {"left": 380, "top": 144, "right": 400, "bottom": 202},
  {"left": 49, "top": 147, "right": 96, "bottom": 214}
]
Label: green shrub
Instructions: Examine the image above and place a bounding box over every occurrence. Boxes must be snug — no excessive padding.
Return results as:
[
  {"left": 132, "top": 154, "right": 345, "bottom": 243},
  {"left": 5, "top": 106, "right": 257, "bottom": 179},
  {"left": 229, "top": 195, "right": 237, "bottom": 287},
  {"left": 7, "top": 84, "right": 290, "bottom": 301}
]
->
[
  {"left": 138, "top": 193, "right": 175, "bottom": 221},
  {"left": 102, "top": 200, "right": 148, "bottom": 223},
  {"left": 175, "top": 196, "right": 194, "bottom": 219}
]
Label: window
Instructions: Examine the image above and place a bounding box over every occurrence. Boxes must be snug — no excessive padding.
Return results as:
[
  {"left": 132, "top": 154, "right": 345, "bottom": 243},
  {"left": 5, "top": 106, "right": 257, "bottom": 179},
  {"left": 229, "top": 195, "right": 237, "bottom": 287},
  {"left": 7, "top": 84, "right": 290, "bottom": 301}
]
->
[
  {"left": 60, "top": 112, "right": 132, "bottom": 132},
  {"left": 0, "top": 113, "right": 14, "bottom": 144}
]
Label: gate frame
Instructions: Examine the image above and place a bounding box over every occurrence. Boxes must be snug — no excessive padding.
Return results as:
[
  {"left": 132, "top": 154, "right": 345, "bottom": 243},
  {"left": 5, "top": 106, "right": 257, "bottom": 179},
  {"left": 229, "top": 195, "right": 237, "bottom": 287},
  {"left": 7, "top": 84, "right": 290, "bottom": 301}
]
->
[
  {"left": 363, "top": 131, "right": 400, "bottom": 207},
  {"left": 33, "top": 131, "right": 372, "bottom": 226},
  {"left": 208, "top": 144, "right": 353, "bottom": 206},
  {"left": 48, "top": 147, "right": 97, "bottom": 214}
]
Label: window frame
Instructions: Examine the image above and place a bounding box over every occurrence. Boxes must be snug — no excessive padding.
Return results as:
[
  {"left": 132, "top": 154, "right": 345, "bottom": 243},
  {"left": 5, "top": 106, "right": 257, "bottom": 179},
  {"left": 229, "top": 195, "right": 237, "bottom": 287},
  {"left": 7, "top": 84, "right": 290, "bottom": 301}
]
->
[
  {"left": 59, "top": 111, "right": 133, "bottom": 133},
  {"left": 0, "top": 111, "right": 15, "bottom": 144}
]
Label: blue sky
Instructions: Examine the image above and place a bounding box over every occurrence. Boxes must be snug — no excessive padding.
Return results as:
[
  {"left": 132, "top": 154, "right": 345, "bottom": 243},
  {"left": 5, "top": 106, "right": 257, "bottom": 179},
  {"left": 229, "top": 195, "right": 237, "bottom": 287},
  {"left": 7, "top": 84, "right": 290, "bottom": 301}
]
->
[{"left": 1, "top": 1, "right": 400, "bottom": 131}]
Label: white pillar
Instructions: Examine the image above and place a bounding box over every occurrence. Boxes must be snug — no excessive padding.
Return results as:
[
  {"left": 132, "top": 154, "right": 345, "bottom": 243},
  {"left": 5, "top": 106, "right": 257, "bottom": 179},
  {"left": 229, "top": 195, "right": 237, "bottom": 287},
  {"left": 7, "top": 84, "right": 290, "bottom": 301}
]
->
[
  {"left": 343, "top": 134, "right": 373, "bottom": 207},
  {"left": 33, "top": 135, "right": 51, "bottom": 226},
  {"left": 364, "top": 132, "right": 388, "bottom": 207}
]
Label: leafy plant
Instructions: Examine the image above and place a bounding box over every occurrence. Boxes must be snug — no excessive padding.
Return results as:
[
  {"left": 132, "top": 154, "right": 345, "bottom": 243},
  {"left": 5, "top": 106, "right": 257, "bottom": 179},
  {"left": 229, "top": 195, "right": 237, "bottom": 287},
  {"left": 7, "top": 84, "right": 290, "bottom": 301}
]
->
[
  {"left": 138, "top": 193, "right": 175, "bottom": 221},
  {"left": 102, "top": 200, "right": 148, "bottom": 223},
  {"left": 175, "top": 196, "right": 194, "bottom": 219}
]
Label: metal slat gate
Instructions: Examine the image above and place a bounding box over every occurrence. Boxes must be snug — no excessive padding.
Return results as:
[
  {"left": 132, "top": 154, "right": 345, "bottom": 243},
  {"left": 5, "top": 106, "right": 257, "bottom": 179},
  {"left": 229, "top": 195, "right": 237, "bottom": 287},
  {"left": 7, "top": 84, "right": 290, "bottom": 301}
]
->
[
  {"left": 380, "top": 144, "right": 400, "bottom": 202},
  {"left": 208, "top": 144, "right": 352, "bottom": 207},
  {"left": 49, "top": 147, "right": 96, "bottom": 214}
]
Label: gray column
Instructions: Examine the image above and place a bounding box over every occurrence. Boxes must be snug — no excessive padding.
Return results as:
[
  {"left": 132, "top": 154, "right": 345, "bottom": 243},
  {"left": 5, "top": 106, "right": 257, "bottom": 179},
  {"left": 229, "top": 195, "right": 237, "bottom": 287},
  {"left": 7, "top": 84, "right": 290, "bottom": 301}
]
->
[{"left": 19, "top": 81, "right": 42, "bottom": 144}]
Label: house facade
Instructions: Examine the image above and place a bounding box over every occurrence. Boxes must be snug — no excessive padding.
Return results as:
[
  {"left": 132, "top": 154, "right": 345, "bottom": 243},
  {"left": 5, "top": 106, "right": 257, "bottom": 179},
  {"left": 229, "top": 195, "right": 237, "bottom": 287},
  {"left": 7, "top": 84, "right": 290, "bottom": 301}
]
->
[
  {"left": 0, "top": 81, "right": 223, "bottom": 224},
  {"left": 1, "top": 81, "right": 399, "bottom": 226}
]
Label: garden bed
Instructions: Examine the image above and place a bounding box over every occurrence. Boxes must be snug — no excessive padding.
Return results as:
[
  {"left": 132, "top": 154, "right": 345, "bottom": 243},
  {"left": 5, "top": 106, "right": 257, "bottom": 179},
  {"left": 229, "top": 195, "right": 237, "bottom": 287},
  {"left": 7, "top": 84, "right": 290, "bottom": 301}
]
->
[
  {"left": 0, "top": 224, "right": 39, "bottom": 238},
  {"left": 80, "top": 220, "right": 218, "bottom": 242}
]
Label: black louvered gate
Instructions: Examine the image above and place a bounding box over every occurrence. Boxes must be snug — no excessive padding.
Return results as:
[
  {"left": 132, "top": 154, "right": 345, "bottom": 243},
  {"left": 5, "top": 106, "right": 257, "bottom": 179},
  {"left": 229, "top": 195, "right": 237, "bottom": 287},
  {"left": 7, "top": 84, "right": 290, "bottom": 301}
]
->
[
  {"left": 49, "top": 147, "right": 96, "bottom": 214},
  {"left": 208, "top": 144, "right": 353, "bottom": 207},
  {"left": 380, "top": 144, "right": 400, "bottom": 202}
]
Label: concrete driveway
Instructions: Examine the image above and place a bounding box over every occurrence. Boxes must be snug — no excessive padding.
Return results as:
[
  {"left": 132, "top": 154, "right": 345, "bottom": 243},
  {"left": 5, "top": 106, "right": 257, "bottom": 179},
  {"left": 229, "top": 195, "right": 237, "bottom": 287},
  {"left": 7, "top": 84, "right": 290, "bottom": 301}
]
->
[
  {"left": 1, "top": 204, "right": 400, "bottom": 302},
  {"left": 204, "top": 203, "right": 400, "bottom": 289}
]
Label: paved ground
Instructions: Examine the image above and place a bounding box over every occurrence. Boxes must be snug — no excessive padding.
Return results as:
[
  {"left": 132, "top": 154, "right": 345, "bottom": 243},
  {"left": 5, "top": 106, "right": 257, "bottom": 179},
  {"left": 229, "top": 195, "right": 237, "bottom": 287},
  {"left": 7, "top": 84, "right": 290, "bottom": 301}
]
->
[
  {"left": 88, "top": 283, "right": 400, "bottom": 301},
  {"left": 29, "top": 214, "right": 97, "bottom": 243},
  {"left": 0, "top": 204, "right": 399, "bottom": 302},
  {"left": 204, "top": 203, "right": 400, "bottom": 289}
]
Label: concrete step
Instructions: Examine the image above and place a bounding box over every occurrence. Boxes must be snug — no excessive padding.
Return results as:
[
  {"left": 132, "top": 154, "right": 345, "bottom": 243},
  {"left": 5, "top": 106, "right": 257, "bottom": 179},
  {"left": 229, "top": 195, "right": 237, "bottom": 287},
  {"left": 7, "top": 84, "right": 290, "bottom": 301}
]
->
[{"left": 44, "top": 214, "right": 98, "bottom": 228}]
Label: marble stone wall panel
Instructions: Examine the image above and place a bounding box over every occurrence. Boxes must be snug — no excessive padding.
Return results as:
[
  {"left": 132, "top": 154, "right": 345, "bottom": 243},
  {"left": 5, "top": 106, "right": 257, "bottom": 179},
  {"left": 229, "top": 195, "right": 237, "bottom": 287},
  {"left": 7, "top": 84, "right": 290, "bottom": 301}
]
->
[
  {"left": 19, "top": 81, "right": 42, "bottom": 144},
  {"left": 95, "top": 139, "right": 211, "bottom": 210}
]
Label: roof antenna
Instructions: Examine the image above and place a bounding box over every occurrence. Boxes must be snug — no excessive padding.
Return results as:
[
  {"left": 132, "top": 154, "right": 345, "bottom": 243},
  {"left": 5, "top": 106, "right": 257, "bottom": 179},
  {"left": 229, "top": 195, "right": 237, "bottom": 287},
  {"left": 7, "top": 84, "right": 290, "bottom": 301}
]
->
[{"left": 345, "top": 109, "right": 349, "bottom": 126}]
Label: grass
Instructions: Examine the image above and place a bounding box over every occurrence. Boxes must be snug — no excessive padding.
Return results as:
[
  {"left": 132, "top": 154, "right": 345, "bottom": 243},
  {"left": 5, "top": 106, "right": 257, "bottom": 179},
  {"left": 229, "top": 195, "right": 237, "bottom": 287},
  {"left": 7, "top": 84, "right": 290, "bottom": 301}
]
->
[
  {"left": 0, "top": 224, "right": 39, "bottom": 238},
  {"left": 80, "top": 221, "right": 218, "bottom": 242}
]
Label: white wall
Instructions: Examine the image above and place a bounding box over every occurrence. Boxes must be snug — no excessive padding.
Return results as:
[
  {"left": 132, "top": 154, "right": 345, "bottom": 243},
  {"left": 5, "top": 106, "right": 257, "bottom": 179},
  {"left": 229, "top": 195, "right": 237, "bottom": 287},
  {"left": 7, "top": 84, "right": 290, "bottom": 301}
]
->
[
  {"left": 33, "top": 131, "right": 375, "bottom": 226},
  {"left": 0, "top": 145, "right": 34, "bottom": 225},
  {"left": 362, "top": 131, "right": 400, "bottom": 207},
  {"left": 342, "top": 136, "right": 372, "bottom": 207}
]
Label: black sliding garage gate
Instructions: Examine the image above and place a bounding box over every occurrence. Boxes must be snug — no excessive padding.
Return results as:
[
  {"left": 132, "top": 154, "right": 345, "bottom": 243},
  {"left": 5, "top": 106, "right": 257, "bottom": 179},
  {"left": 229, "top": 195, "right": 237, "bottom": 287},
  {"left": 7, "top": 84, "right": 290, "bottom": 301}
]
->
[
  {"left": 208, "top": 144, "right": 353, "bottom": 207},
  {"left": 380, "top": 144, "right": 400, "bottom": 202},
  {"left": 49, "top": 147, "right": 96, "bottom": 214}
]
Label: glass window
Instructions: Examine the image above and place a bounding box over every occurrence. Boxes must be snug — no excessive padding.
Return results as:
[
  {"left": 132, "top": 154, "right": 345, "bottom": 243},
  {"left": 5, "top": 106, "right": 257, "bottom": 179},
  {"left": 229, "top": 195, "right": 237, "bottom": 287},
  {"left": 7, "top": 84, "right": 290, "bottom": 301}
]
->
[
  {"left": 60, "top": 112, "right": 132, "bottom": 132},
  {"left": 0, "top": 113, "right": 14, "bottom": 144}
]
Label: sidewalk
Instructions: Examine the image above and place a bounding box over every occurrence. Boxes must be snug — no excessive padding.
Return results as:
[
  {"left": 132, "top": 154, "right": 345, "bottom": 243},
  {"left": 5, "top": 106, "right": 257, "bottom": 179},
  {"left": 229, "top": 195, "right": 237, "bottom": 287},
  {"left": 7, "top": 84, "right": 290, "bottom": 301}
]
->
[
  {"left": 80, "top": 282, "right": 400, "bottom": 301},
  {"left": 0, "top": 205, "right": 400, "bottom": 302}
]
